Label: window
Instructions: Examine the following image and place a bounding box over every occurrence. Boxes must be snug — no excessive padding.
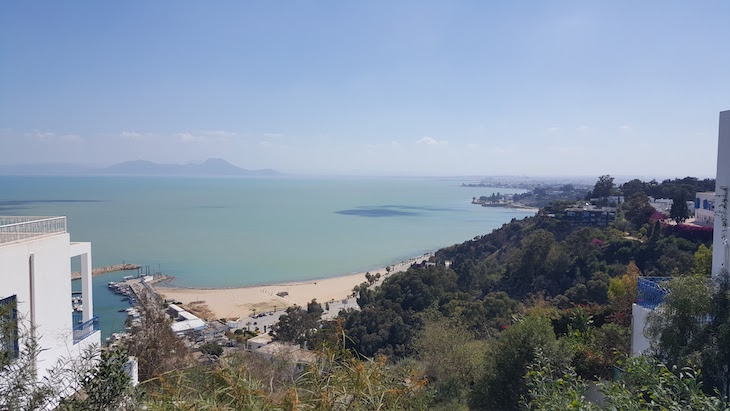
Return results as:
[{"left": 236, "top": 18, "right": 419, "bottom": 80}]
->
[{"left": 0, "top": 295, "right": 19, "bottom": 362}]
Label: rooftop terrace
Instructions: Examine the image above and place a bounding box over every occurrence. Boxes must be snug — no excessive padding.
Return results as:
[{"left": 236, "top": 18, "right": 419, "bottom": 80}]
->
[{"left": 0, "top": 216, "right": 67, "bottom": 245}]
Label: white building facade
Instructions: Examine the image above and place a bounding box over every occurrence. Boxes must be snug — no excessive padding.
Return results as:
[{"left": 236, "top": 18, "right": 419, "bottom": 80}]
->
[
  {"left": 713, "top": 110, "right": 730, "bottom": 278},
  {"left": 695, "top": 192, "right": 716, "bottom": 226},
  {"left": 0, "top": 216, "right": 100, "bottom": 383}
]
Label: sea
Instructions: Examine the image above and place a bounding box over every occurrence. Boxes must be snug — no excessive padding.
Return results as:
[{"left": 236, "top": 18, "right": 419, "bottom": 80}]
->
[{"left": 0, "top": 175, "right": 534, "bottom": 338}]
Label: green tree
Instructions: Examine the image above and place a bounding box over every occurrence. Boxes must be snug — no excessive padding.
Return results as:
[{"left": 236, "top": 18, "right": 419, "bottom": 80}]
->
[
  {"left": 621, "top": 192, "right": 655, "bottom": 230},
  {"left": 123, "top": 294, "right": 189, "bottom": 381},
  {"left": 58, "top": 347, "right": 136, "bottom": 410},
  {"left": 694, "top": 244, "right": 713, "bottom": 276},
  {"left": 607, "top": 261, "right": 641, "bottom": 326},
  {"left": 271, "top": 306, "right": 317, "bottom": 346},
  {"left": 470, "top": 316, "right": 569, "bottom": 410},
  {"left": 414, "top": 317, "right": 487, "bottom": 405},
  {"left": 604, "top": 357, "right": 727, "bottom": 411},
  {"left": 646, "top": 275, "right": 713, "bottom": 368},
  {"left": 523, "top": 349, "right": 595, "bottom": 411},
  {"left": 524, "top": 355, "right": 728, "bottom": 410},
  {"left": 621, "top": 178, "right": 647, "bottom": 199},
  {"left": 646, "top": 272, "right": 730, "bottom": 397},
  {"left": 671, "top": 191, "right": 690, "bottom": 224},
  {"left": 592, "top": 175, "right": 614, "bottom": 199},
  {"left": 306, "top": 298, "right": 324, "bottom": 318},
  {"left": 200, "top": 342, "right": 223, "bottom": 357},
  {"left": 506, "top": 229, "right": 555, "bottom": 295}
]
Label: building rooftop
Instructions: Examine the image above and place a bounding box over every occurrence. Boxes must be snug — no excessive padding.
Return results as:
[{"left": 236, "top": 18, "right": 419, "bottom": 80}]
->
[
  {"left": 248, "top": 333, "right": 274, "bottom": 345},
  {"left": 0, "top": 216, "right": 67, "bottom": 245},
  {"left": 565, "top": 206, "right": 616, "bottom": 212},
  {"left": 255, "top": 341, "right": 319, "bottom": 364}
]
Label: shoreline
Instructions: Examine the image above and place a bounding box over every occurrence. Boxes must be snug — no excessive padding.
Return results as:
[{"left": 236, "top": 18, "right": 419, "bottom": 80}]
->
[
  {"left": 471, "top": 201, "right": 540, "bottom": 213},
  {"left": 152, "top": 252, "right": 434, "bottom": 320}
]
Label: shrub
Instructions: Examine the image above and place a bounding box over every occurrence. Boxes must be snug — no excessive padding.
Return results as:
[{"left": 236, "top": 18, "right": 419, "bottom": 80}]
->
[
  {"left": 200, "top": 343, "right": 223, "bottom": 357},
  {"left": 470, "top": 316, "right": 569, "bottom": 410}
]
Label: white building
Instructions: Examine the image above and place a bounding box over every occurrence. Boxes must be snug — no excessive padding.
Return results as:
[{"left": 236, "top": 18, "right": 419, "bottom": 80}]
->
[
  {"left": 695, "top": 192, "right": 715, "bottom": 226},
  {"left": 0, "top": 216, "right": 100, "bottom": 382},
  {"left": 713, "top": 110, "right": 730, "bottom": 277},
  {"left": 166, "top": 303, "right": 205, "bottom": 333},
  {"left": 632, "top": 110, "right": 730, "bottom": 356}
]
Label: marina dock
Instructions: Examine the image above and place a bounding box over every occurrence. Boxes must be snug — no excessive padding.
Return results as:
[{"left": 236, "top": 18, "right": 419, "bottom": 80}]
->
[{"left": 71, "top": 263, "right": 141, "bottom": 280}]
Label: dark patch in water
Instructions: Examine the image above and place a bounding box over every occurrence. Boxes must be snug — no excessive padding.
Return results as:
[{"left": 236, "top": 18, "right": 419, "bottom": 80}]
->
[
  {"left": 335, "top": 206, "right": 422, "bottom": 218},
  {"left": 0, "top": 199, "right": 105, "bottom": 212},
  {"left": 380, "top": 204, "right": 458, "bottom": 212}
]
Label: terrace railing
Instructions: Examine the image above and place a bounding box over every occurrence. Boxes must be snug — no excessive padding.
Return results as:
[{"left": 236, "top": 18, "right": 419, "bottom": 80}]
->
[
  {"left": 0, "top": 216, "right": 67, "bottom": 244},
  {"left": 636, "top": 277, "right": 671, "bottom": 310},
  {"left": 72, "top": 316, "right": 99, "bottom": 344},
  {"left": 72, "top": 311, "right": 83, "bottom": 327}
]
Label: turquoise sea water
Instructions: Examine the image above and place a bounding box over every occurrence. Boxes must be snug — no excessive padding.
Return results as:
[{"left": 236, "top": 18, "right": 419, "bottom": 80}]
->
[{"left": 1, "top": 176, "right": 533, "bottom": 337}]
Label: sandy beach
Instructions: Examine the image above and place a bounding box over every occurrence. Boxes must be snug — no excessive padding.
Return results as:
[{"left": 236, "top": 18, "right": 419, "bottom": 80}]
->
[{"left": 153, "top": 253, "right": 433, "bottom": 320}]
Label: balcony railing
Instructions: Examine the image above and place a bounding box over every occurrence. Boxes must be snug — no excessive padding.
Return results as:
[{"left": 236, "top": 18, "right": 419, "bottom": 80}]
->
[
  {"left": 73, "top": 316, "right": 99, "bottom": 344},
  {"left": 72, "top": 311, "right": 83, "bottom": 327},
  {"left": 637, "top": 277, "right": 671, "bottom": 310},
  {"left": 0, "top": 216, "right": 67, "bottom": 244}
]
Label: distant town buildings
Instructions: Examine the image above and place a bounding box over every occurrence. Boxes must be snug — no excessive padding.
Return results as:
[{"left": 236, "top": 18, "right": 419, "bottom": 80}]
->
[
  {"left": 649, "top": 197, "right": 674, "bottom": 215},
  {"left": 589, "top": 195, "right": 624, "bottom": 206},
  {"left": 563, "top": 205, "right": 616, "bottom": 227}
]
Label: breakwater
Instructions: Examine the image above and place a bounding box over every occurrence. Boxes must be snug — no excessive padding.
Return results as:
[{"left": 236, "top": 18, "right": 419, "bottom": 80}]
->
[{"left": 71, "top": 263, "right": 141, "bottom": 280}]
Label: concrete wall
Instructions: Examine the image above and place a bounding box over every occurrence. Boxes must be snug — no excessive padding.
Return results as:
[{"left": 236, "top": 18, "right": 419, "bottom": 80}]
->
[
  {"left": 1, "top": 233, "right": 74, "bottom": 379},
  {"left": 0, "top": 233, "right": 99, "bottom": 381},
  {"left": 713, "top": 110, "right": 730, "bottom": 278},
  {"left": 631, "top": 303, "right": 653, "bottom": 356}
]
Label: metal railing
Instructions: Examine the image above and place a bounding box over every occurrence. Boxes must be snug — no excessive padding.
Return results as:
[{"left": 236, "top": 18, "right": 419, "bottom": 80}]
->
[
  {"left": 0, "top": 216, "right": 67, "bottom": 244},
  {"left": 637, "top": 277, "right": 671, "bottom": 310},
  {"left": 72, "top": 311, "right": 83, "bottom": 327},
  {"left": 72, "top": 315, "right": 99, "bottom": 344}
]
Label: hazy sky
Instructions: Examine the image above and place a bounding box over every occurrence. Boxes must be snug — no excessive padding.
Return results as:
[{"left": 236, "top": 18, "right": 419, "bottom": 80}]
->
[{"left": 1, "top": 1, "right": 728, "bottom": 177}]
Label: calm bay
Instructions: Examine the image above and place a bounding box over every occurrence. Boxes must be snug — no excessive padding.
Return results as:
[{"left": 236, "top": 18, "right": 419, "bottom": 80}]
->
[{"left": 0, "top": 175, "right": 533, "bottom": 336}]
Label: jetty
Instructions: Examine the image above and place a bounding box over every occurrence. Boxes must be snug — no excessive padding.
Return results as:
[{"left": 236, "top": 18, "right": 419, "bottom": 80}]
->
[{"left": 71, "top": 263, "right": 141, "bottom": 280}]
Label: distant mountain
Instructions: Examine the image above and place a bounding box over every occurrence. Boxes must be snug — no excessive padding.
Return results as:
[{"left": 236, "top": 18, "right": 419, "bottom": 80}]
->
[
  {"left": 0, "top": 159, "right": 280, "bottom": 176},
  {"left": 100, "top": 158, "right": 280, "bottom": 176}
]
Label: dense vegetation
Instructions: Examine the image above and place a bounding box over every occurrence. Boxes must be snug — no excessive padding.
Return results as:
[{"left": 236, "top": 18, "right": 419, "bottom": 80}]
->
[
  {"left": 619, "top": 176, "right": 716, "bottom": 200},
  {"left": 324, "top": 175, "right": 725, "bottom": 409}
]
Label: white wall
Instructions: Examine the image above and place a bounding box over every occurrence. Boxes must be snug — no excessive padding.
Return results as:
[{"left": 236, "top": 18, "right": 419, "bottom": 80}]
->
[
  {"left": 0, "top": 233, "right": 98, "bottom": 381},
  {"left": 713, "top": 111, "right": 730, "bottom": 278},
  {"left": 631, "top": 303, "right": 652, "bottom": 356}
]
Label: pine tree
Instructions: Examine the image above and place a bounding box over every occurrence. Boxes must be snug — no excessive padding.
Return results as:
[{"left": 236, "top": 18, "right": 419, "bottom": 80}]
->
[{"left": 670, "top": 192, "right": 689, "bottom": 224}]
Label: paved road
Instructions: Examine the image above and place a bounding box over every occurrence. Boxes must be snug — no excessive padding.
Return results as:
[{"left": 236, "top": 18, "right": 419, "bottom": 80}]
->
[{"left": 237, "top": 296, "right": 359, "bottom": 333}]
